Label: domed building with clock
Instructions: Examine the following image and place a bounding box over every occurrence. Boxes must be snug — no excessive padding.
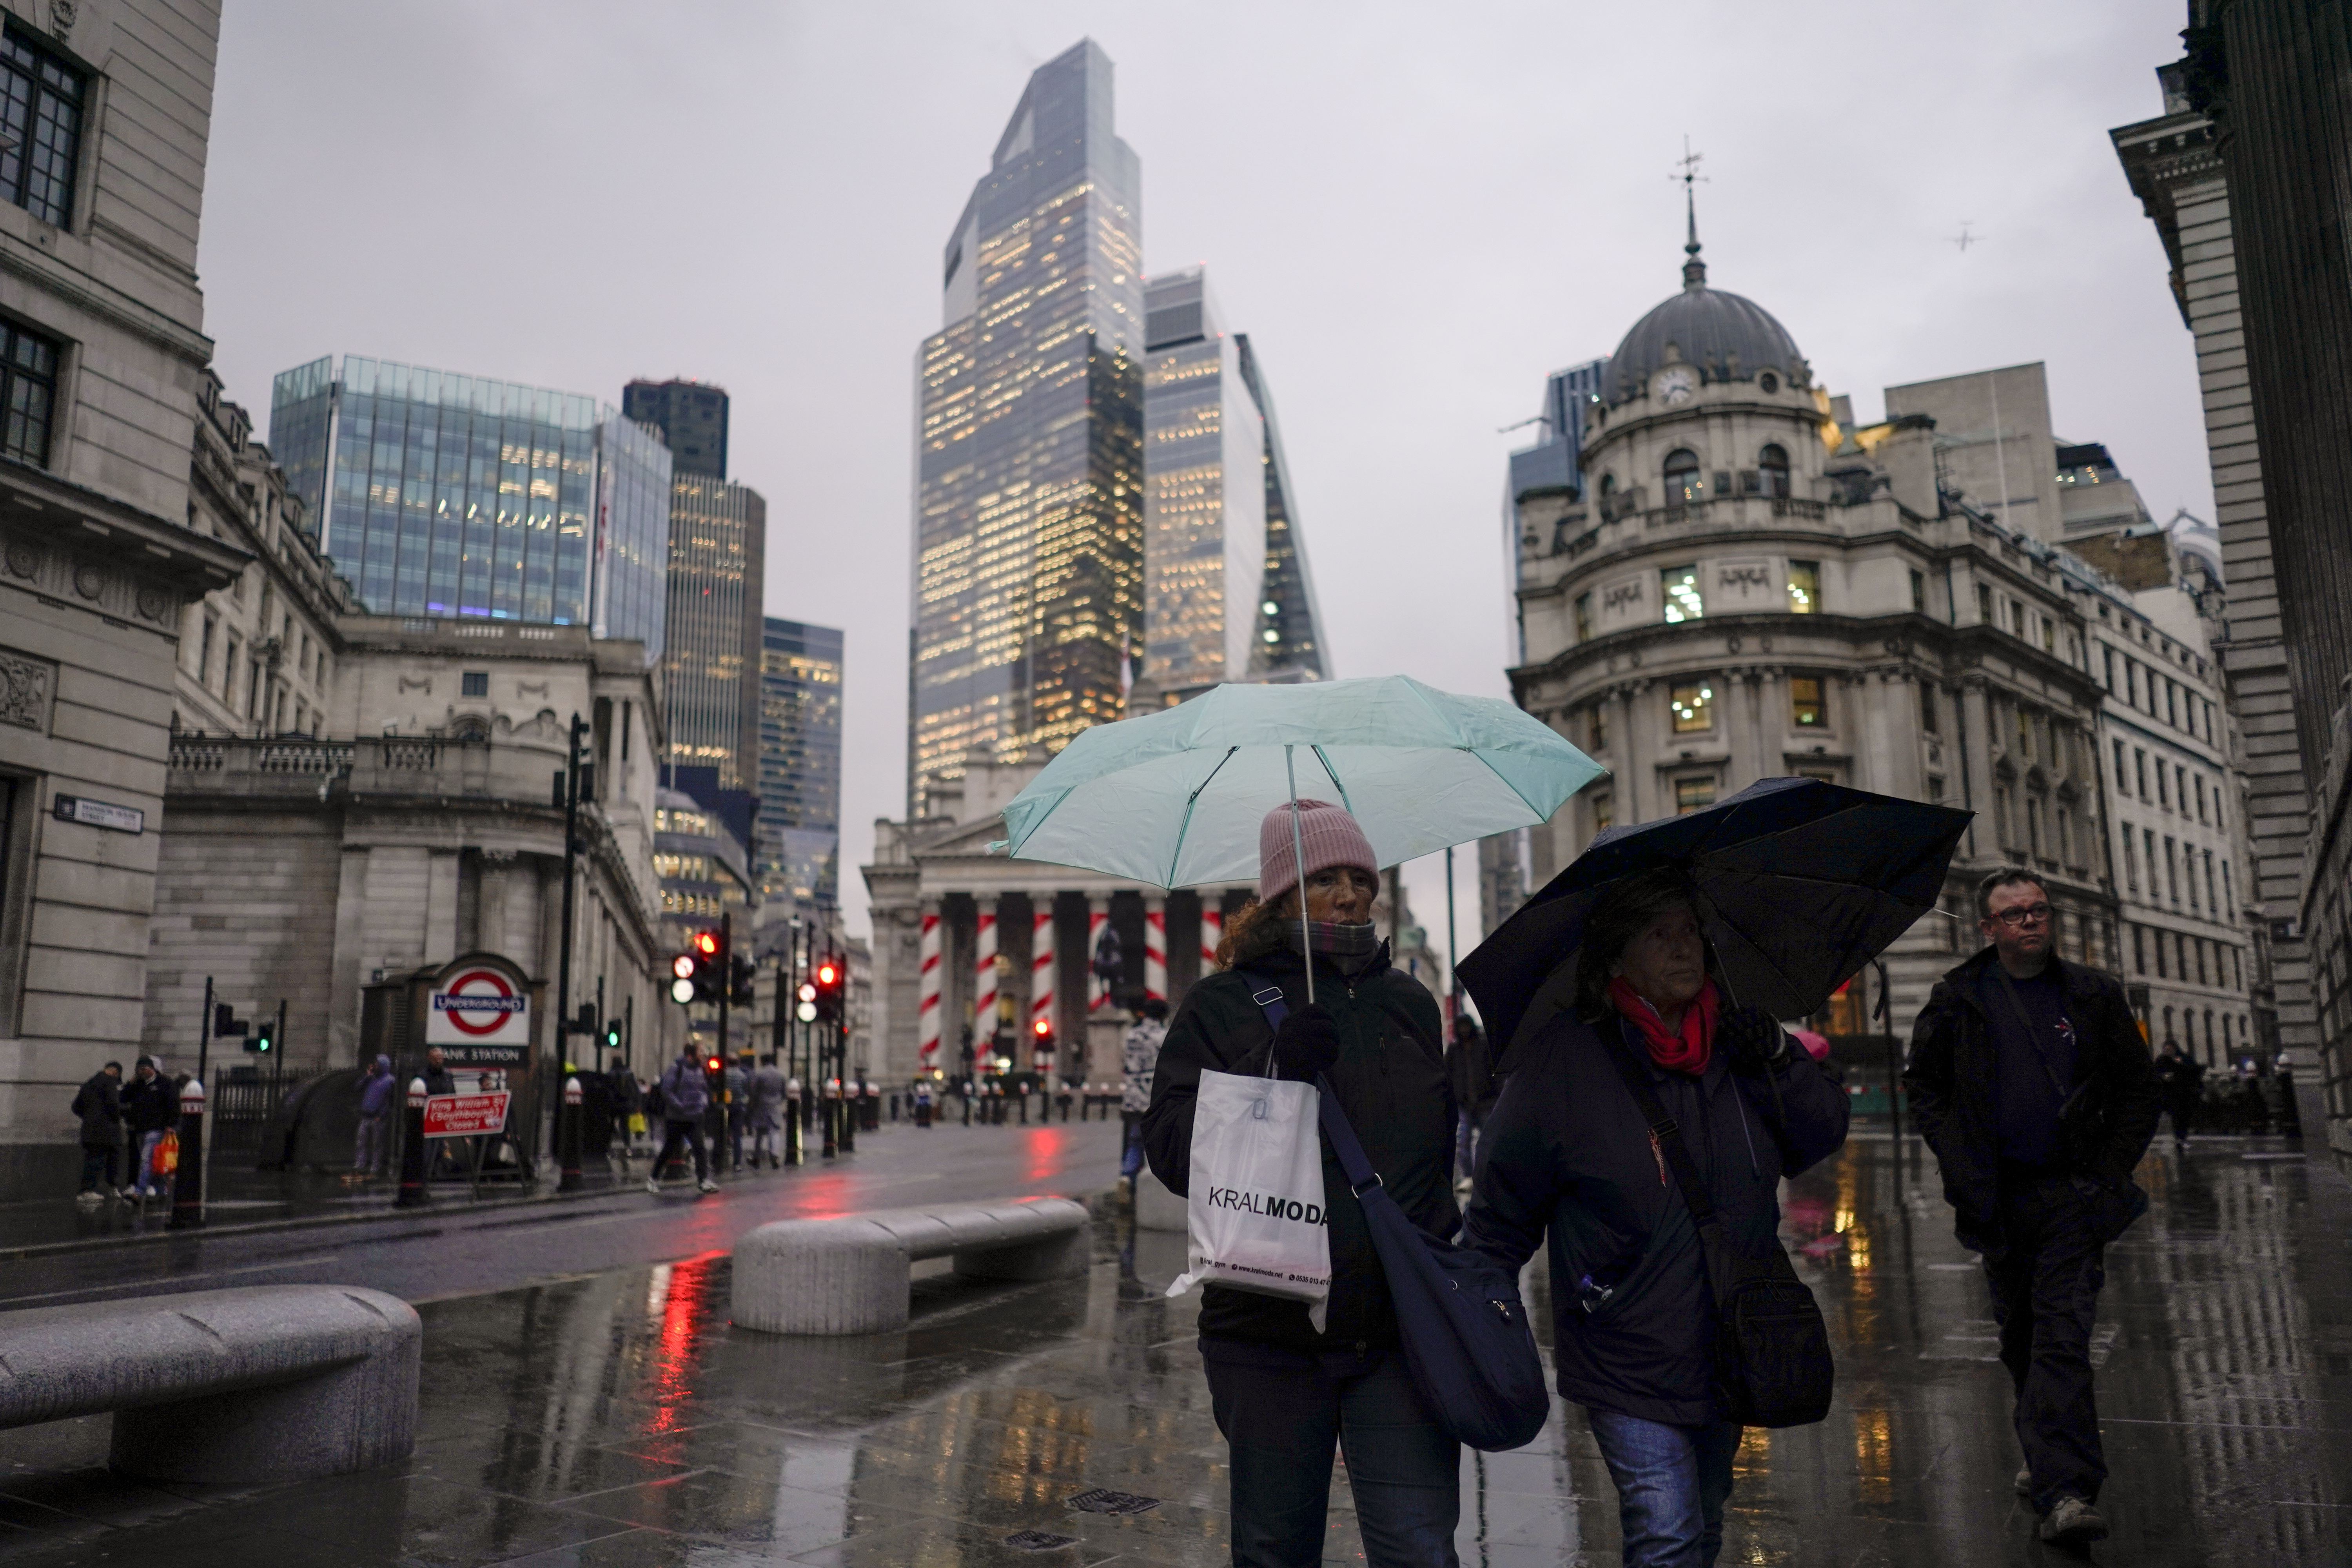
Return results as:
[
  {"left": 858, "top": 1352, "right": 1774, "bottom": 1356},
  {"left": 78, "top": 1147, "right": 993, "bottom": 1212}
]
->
[{"left": 1504, "top": 229, "right": 2130, "bottom": 1037}]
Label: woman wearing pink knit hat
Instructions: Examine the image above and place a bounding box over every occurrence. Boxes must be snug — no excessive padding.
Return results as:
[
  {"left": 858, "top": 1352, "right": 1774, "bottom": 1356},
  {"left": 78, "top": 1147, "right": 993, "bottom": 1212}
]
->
[{"left": 1143, "top": 799, "right": 1461, "bottom": 1567}]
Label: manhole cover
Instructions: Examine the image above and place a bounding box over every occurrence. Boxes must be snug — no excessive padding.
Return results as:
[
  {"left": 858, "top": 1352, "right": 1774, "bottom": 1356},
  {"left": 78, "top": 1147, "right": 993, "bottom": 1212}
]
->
[
  {"left": 1004, "top": 1530, "right": 1078, "bottom": 1551},
  {"left": 1068, "top": 1488, "right": 1161, "bottom": 1515}
]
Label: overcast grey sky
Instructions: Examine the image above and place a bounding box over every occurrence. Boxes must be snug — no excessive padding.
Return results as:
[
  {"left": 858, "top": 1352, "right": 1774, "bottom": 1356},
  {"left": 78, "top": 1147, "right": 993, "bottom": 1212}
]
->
[{"left": 199, "top": 1, "right": 2201, "bottom": 951}]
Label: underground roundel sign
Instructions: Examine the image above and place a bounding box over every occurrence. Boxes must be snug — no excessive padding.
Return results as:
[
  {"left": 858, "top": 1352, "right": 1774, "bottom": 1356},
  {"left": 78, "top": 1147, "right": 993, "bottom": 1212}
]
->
[{"left": 426, "top": 965, "right": 531, "bottom": 1049}]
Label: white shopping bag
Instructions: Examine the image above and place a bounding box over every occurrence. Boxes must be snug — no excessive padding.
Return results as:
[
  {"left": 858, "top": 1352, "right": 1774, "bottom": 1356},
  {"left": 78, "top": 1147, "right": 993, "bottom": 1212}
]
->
[{"left": 1167, "top": 1068, "right": 1332, "bottom": 1331}]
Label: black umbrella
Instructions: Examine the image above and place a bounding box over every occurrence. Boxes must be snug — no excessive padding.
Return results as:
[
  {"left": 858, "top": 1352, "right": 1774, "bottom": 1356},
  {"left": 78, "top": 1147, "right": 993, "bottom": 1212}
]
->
[{"left": 1459, "top": 777, "right": 1971, "bottom": 1055}]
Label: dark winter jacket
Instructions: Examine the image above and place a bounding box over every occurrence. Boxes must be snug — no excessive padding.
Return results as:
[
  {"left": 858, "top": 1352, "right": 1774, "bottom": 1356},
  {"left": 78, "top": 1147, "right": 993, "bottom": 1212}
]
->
[
  {"left": 1143, "top": 922, "right": 1457, "bottom": 1358},
  {"left": 1447, "top": 1025, "right": 1500, "bottom": 1125},
  {"left": 120, "top": 1073, "right": 177, "bottom": 1136},
  {"left": 1902, "top": 947, "right": 2161, "bottom": 1256},
  {"left": 71, "top": 1071, "right": 122, "bottom": 1147},
  {"left": 658, "top": 1055, "right": 711, "bottom": 1120},
  {"left": 1463, "top": 1009, "right": 1848, "bottom": 1426}
]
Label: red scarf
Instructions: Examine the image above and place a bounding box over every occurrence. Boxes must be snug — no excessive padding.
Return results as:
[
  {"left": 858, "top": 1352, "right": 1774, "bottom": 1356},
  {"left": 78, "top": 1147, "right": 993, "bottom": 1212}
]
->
[{"left": 1608, "top": 976, "right": 1719, "bottom": 1076}]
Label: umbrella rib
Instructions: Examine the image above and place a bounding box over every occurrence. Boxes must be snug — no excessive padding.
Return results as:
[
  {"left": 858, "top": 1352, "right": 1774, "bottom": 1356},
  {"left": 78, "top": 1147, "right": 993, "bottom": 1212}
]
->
[
  {"left": 1309, "top": 744, "right": 1356, "bottom": 818},
  {"left": 1165, "top": 747, "right": 1240, "bottom": 886}
]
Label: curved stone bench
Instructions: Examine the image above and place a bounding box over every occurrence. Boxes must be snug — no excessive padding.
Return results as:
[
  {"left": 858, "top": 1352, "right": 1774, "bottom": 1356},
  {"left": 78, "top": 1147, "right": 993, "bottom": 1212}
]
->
[
  {"left": 0, "top": 1285, "right": 421, "bottom": 1483},
  {"left": 733, "top": 1197, "right": 1091, "bottom": 1335}
]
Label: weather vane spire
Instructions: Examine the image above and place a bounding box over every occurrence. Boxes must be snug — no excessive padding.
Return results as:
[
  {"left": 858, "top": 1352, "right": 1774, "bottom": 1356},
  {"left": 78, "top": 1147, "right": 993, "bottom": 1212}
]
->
[{"left": 1672, "top": 136, "right": 1708, "bottom": 289}]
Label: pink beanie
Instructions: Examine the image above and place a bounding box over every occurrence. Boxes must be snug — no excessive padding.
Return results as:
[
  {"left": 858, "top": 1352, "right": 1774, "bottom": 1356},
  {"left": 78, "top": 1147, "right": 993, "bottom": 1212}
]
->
[{"left": 1258, "top": 799, "right": 1378, "bottom": 905}]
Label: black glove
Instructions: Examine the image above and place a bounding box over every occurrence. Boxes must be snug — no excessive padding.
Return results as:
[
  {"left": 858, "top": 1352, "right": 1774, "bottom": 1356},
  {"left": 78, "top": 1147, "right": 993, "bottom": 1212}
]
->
[
  {"left": 1717, "top": 1005, "right": 1790, "bottom": 1075},
  {"left": 1272, "top": 1004, "right": 1341, "bottom": 1083}
]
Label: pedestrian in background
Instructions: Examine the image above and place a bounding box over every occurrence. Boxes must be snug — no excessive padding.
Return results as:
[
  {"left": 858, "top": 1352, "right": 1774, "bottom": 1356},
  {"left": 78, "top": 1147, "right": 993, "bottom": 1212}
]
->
[
  {"left": 71, "top": 1060, "right": 126, "bottom": 1205},
  {"left": 1904, "top": 867, "right": 2160, "bottom": 1548},
  {"left": 750, "top": 1053, "right": 787, "bottom": 1167},
  {"left": 353, "top": 1054, "right": 395, "bottom": 1178},
  {"left": 646, "top": 1042, "right": 718, "bottom": 1195},
  {"left": 1444, "top": 1011, "right": 1496, "bottom": 1188},
  {"left": 121, "top": 1058, "right": 176, "bottom": 1201},
  {"left": 1464, "top": 868, "right": 1847, "bottom": 1568},
  {"left": 725, "top": 1051, "right": 752, "bottom": 1172},
  {"left": 1145, "top": 800, "right": 1461, "bottom": 1568},
  {"left": 1118, "top": 994, "right": 1167, "bottom": 1197},
  {"left": 606, "top": 1055, "right": 644, "bottom": 1163},
  {"left": 2153, "top": 1041, "right": 2203, "bottom": 1152}
]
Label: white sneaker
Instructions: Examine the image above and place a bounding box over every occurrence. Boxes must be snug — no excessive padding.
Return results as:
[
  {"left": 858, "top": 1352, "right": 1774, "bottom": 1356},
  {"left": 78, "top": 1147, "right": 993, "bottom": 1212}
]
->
[
  {"left": 74, "top": 1190, "right": 102, "bottom": 1207},
  {"left": 2038, "top": 1496, "right": 2108, "bottom": 1545},
  {"left": 697, "top": 1178, "right": 719, "bottom": 1194},
  {"left": 644, "top": 1176, "right": 661, "bottom": 1195}
]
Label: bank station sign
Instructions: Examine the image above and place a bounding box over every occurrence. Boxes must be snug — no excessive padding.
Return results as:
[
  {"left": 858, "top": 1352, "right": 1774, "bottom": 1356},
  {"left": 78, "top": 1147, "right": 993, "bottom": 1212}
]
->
[{"left": 425, "top": 963, "right": 532, "bottom": 1065}]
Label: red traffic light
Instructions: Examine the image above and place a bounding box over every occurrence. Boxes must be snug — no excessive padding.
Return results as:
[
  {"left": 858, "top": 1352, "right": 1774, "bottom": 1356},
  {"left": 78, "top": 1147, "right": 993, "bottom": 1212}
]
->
[
  {"left": 1033, "top": 1017, "right": 1052, "bottom": 1036},
  {"left": 706, "top": 1056, "right": 723, "bottom": 1072},
  {"left": 693, "top": 931, "right": 720, "bottom": 957},
  {"left": 816, "top": 961, "right": 839, "bottom": 986}
]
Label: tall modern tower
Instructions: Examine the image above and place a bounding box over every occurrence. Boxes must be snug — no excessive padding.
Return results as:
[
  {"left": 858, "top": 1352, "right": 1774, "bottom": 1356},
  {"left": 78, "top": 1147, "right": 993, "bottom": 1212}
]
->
[
  {"left": 658, "top": 472, "right": 766, "bottom": 793},
  {"left": 269, "top": 356, "right": 672, "bottom": 659},
  {"left": 1139, "top": 268, "right": 1265, "bottom": 704},
  {"left": 759, "top": 618, "right": 844, "bottom": 909},
  {"left": 909, "top": 38, "right": 1144, "bottom": 815},
  {"left": 1235, "top": 331, "right": 1327, "bottom": 684},
  {"left": 622, "top": 378, "right": 729, "bottom": 479}
]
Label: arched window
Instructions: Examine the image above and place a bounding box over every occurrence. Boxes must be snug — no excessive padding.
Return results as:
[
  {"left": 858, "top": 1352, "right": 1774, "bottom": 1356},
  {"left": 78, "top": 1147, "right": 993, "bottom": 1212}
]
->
[
  {"left": 1759, "top": 444, "right": 1790, "bottom": 499},
  {"left": 1599, "top": 473, "right": 1615, "bottom": 499},
  {"left": 1663, "top": 448, "right": 1702, "bottom": 503}
]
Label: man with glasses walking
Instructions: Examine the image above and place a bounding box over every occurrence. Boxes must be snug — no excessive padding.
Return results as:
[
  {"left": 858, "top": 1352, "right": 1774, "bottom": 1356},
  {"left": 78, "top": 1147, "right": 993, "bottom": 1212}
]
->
[{"left": 1904, "top": 868, "right": 2160, "bottom": 1548}]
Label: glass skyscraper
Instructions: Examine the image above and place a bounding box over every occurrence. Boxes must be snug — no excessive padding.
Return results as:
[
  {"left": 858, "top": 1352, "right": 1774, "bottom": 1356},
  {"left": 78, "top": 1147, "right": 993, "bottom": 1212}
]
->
[
  {"left": 1141, "top": 267, "right": 1267, "bottom": 701},
  {"left": 910, "top": 38, "right": 1143, "bottom": 814},
  {"left": 759, "top": 618, "right": 843, "bottom": 908},
  {"left": 622, "top": 377, "right": 728, "bottom": 479},
  {"left": 268, "top": 356, "right": 671, "bottom": 661},
  {"left": 659, "top": 473, "right": 766, "bottom": 791},
  {"left": 1234, "top": 332, "right": 1327, "bottom": 683}
]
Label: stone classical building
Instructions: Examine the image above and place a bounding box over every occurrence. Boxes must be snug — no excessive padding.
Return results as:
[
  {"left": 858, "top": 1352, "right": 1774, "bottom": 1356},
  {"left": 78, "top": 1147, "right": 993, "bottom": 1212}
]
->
[
  {"left": 145, "top": 620, "right": 670, "bottom": 1104},
  {"left": 2111, "top": 40, "right": 2320, "bottom": 1082},
  {"left": 0, "top": 0, "right": 250, "bottom": 1192},
  {"left": 1508, "top": 233, "right": 2120, "bottom": 1034}
]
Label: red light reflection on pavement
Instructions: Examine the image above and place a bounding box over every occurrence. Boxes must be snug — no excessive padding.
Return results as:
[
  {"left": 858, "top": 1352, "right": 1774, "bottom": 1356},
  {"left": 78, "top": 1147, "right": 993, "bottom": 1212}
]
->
[
  {"left": 1024, "top": 1126, "right": 1065, "bottom": 1182},
  {"left": 638, "top": 1249, "right": 722, "bottom": 1442}
]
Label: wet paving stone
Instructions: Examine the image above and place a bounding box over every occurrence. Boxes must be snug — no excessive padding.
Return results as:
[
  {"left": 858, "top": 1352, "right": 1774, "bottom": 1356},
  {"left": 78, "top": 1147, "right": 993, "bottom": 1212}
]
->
[{"left": 2, "top": 1134, "right": 2351, "bottom": 1562}]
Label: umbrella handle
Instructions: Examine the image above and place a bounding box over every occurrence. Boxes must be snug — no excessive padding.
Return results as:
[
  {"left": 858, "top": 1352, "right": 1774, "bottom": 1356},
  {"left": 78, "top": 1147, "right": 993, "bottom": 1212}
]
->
[{"left": 1286, "top": 746, "right": 1314, "bottom": 1006}]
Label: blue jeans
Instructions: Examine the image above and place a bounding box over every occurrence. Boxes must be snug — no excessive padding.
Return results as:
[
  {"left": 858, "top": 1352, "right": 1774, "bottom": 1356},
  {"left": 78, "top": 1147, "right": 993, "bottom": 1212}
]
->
[
  {"left": 1120, "top": 1112, "right": 1145, "bottom": 1178},
  {"left": 1203, "top": 1343, "right": 1459, "bottom": 1567},
  {"left": 1586, "top": 1408, "right": 1740, "bottom": 1567}
]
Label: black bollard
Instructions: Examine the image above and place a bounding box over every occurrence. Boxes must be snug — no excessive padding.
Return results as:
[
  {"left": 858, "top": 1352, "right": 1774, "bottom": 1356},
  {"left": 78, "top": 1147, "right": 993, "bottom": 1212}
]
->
[
  {"left": 1018, "top": 1089, "right": 1029, "bottom": 1125},
  {"left": 396, "top": 1076, "right": 430, "bottom": 1208},
  {"left": 167, "top": 1076, "right": 206, "bottom": 1230},
  {"left": 841, "top": 1080, "right": 858, "bottom": 1153},
  {"left": 821, "top": 1079, "right": 837, "bottom": 1159},
  {"left": 961, "top": 1087, "right": 972, "bottom": 1126},
  {"left": 785, "top": 1081, "right": 802, "bottom": 1165},
  {"left": 558, "top": 1076, "right": 584, "bottom": 1192}
]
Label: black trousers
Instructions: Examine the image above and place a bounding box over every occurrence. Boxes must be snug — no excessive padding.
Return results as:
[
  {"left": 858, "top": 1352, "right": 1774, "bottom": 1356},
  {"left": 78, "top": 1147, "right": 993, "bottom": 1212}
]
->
[
  {"left": 654, "top": 1118, "right": 708, "bottom": 1181},
  {"left": 2165, "top": 1097, "right": 2197, "bottom": 1144},
  {"left": 1984, "top": 1175, "right": 2107, "bottom": 1511},
  {"left": 1201, "top": 1342, "right": 1459, "bottom": 1568}
]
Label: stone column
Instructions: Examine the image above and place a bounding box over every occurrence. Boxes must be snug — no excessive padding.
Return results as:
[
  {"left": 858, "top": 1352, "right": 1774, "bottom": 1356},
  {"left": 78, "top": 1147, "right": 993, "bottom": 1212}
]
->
[
  {"left": 1143, "top": 894, "right": 1167, "bottom": 1003},
  {"left": 1610, "top": 685, "right": 1641, "bottom": 823},
  {"left": 1960, "top": 680, "right": 1998, "bottom": 862},
  {"left": 917, "top": 902, "right": 942, "bottom": 1068},
  {"left": 1029, "top": 898, "right": 1056, "bottom": 1063},
  {"left": 971, "top": 893, "right": 998, "bottom": 1051}
]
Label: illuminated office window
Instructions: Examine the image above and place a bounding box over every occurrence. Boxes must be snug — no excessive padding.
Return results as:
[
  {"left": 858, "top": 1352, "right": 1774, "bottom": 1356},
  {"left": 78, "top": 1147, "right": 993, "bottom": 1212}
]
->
[
  {"left": 1661, "top": 565, "right": 1703, "bottom": 622},
  {"left": 1674, "top": 777, "right": 1716, "bottom": 814},
  {"left": 1663, "top": 448, "right": 1702, "bottom": 503},
  {"left": 1670, "top": 681, "right": 1714, "bottom": 733},
  {"left": 1791, "top": 676, "right": 1825, "bottom": 728},
  {"left": 1786, "top": 560, "right": 1819, "bottom": 613}
]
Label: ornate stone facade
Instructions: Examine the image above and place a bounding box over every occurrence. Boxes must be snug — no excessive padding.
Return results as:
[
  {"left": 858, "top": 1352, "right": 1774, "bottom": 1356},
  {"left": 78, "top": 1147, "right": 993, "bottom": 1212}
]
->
[{"left": 1508, "top": 242, "right": 2119, "bottom": 1035}]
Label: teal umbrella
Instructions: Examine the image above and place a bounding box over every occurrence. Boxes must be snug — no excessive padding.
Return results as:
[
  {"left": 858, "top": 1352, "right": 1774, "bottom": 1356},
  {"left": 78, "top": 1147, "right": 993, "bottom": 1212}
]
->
[{"left": 996, "top": 676, "right": 1605, "bottom": 1000}]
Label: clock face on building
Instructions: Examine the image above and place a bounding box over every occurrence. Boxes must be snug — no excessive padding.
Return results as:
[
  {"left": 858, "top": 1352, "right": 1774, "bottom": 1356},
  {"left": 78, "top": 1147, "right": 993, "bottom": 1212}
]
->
[{"left": 1654, "top": 366, "right": 1697, "bottom": 405}]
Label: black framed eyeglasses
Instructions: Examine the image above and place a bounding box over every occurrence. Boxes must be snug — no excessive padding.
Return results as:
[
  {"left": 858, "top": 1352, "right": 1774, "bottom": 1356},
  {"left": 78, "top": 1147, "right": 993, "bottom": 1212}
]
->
[{"left": 1989, "top": 904, "right": 2053, "bottom": 929}]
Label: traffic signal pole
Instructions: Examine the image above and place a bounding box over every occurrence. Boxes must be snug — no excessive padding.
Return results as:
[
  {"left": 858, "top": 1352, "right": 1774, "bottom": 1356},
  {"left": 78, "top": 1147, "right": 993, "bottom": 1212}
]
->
[{"left": 547, "top": 711, "right": 587, "bottom": 1176}]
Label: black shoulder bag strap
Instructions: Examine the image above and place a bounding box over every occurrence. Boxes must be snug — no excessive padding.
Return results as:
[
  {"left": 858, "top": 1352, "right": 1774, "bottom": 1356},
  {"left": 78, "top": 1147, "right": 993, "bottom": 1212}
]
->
[
  {"left": 1599, "top": 1027, "right": 1720, "bottom": 1238},
  {"left": 1600, "top": 1022, "right": 1836, "bottom": 1428}
]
